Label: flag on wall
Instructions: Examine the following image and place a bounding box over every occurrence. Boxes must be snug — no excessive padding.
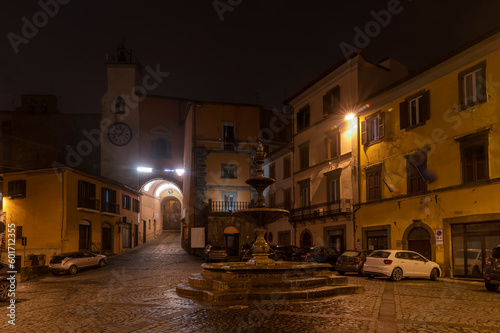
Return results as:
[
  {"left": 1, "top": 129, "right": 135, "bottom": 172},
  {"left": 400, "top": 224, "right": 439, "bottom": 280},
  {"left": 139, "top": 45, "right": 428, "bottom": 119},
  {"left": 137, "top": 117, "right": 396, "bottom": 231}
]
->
[
  {"left": 417, "top": 166, "right": 437, "bottom": 184},
  {"left": 382, "top": 179, "right": 397, "bottom": 193}
]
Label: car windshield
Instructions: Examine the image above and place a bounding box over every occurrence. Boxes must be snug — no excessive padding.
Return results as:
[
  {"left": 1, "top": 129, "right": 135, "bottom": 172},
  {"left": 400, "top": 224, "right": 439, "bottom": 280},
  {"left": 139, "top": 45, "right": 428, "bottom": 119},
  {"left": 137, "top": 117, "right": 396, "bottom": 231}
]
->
[
  {"left": 491, "top": 247, "right": 500, "bottom": 258},
  {"left": 370, "top": 251, "right": 390, "bottom": 258},
  {"left": 342, "top": 251, "right": 361, "bottom": 257}
]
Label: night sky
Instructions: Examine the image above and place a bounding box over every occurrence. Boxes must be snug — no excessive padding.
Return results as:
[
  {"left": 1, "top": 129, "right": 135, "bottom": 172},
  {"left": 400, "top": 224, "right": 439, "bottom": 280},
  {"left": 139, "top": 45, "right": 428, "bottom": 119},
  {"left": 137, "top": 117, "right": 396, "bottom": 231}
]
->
[{"left": 2, "top": 0, "right": 500, "bottom": 114}]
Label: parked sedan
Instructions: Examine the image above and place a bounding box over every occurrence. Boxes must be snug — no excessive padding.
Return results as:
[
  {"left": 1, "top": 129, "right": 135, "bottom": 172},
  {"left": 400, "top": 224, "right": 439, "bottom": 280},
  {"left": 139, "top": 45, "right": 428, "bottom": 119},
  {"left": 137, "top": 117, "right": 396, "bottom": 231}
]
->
[
  {"left": 293, "top": 246, "right": 340, "bottom": 266},
  {"left": 49, "top": 251, "right": 107, "bottom": 275},
  {"left": 363, "top": 250, "right": 441, "bottom": 281},
  {"left": 335, "top": 250, "right": 373, "bottom": 275},
  {"left": 484, "top": 245, "right": 500, "bottom": 292},
  {"left": 203, "top": 245, "right": 228, "bottom": 262},
  {"left": 270, "top": 245, "right": 299, "bottom": 261}
]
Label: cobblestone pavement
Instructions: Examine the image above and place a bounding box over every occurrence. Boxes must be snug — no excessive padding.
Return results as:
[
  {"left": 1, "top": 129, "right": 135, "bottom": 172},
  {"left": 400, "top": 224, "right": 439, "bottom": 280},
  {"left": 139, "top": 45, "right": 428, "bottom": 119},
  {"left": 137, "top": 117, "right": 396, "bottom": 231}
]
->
[{"left": 1, "top": 233, "right": 499, "bottom": 332}]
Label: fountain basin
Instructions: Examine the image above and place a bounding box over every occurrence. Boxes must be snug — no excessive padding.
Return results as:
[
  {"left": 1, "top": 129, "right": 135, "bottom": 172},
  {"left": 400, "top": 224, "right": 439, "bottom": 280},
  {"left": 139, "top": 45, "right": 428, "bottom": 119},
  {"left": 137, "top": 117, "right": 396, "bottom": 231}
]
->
[{"left": 231, "top": 208, "right": 289, "bottom": 228}]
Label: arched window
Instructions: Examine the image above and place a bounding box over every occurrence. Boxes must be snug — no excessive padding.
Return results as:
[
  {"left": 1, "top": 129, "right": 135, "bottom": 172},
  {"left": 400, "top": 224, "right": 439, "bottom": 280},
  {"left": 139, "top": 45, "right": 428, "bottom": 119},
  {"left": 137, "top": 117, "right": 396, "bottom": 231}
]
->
[
  {"left": 115, "top": 96, "right": 125, "bottom": 114},
  {"left": 300, "top": 230, "right": 312, "bottom": 247}
]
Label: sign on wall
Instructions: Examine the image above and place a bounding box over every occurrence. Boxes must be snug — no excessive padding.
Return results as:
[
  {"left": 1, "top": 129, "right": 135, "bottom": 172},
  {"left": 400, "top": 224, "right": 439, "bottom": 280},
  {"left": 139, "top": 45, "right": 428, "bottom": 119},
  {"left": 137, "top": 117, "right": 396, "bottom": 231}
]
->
[
  {"left": 191, "top": 227, "right": 206, "bottom": 248},
  {"left": 435, "top": 229, "right": 443, "bottom": 245}
]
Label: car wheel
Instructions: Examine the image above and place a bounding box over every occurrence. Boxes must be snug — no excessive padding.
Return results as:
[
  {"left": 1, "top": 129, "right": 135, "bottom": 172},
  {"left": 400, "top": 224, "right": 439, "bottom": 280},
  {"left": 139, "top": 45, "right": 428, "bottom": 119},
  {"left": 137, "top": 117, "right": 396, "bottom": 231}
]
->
[
  {"left": 68, "top": 265, "right": 78, "bottom": 275},
  {"left": 0, "top": 281, "right": 10, "bottom": 301},
  {"left": 390, "top": 267, "right": 403, "bottom": 281},
  {"left": 98, "top": 259, "right": 106, "bottom": 268},
  {"left": 51, "top": 272, "right": 59, "bottom": 276},
  {"left": 337, "top": 271, "right": 345, "bottom": 275},
  {"left": 430, "top": 268, "right": 439, "bottom": 281},
  {"left": 485, "top": 282, "right": 499, "bottom": 292},
  {"left": 472, "top": 266, "right": 481, "bottom": 275},
  {"left": 276, "top": 257, "right": 285, "bottom": 262},
  {"left": 367, "top": 274, "right": 375, "bottom": 279}
]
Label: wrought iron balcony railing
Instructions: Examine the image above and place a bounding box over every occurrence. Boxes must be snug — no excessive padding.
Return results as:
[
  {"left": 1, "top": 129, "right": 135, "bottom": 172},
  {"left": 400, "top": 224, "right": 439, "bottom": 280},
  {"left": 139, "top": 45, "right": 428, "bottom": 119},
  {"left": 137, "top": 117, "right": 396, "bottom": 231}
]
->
[
  {"left": 77, "top": 197, "right": 100, "bottom": 211},
  {"left": 101, "top": 202, "right": 120, "bottom": 215},
  {"left": 289, "top": 199, "right": 352, "bottom": 222}
]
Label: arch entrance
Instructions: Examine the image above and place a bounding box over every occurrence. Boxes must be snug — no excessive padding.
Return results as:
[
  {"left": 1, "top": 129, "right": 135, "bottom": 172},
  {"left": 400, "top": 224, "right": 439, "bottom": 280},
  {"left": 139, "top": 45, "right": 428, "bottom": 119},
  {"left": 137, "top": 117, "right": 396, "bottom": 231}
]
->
[
  {"left": 140, "top": 178, "right": 183, "bottom": 238},
  {"left": 162, "top": 197, "right": 182, "bottom": 231}
]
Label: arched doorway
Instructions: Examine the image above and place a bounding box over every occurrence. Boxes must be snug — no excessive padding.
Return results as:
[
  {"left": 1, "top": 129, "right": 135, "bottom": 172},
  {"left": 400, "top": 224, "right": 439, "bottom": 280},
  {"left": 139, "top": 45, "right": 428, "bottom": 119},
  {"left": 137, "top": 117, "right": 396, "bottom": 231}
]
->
[
  {"left": 224, "top": 226, "right": 240, "bottom": 256},
  {"left": 300, "top": 229, "right": 312, "bottom": 247},
  {"left": 408, "top": 227, "right": 432, "bottom": 260},
  {"left": 101, "top": 222, "right": 113, "bottom": 254},
  {"left": 79, "top": 220, "right": 91, "bottom": 251},
  {"left": 162, "top": 197, "right": 182, "bottom": 231}
]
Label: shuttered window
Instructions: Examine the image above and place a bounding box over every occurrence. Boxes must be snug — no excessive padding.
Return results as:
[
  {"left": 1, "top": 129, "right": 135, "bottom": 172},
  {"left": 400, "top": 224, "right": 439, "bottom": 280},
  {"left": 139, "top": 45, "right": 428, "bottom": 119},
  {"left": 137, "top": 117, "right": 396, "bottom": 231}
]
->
[
  {"left": 400, "top": 90, "right": 430, "bottom": 130},
  {"left": 361, "top": 112, "right": 385, "bottom": 146}
]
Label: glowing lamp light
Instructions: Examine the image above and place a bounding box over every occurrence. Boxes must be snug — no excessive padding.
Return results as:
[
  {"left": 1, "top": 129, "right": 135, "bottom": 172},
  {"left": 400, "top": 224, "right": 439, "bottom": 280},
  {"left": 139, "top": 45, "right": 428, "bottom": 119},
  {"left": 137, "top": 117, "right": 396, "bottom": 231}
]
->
[
  {"left": 175, "top": 169, "right": 185, "bottom": 176},
  {"left": 345, "top": 113, "right": 355, "bottom": 121},
  {"left": 137, "top": 167, "right": 153, "bottom": 173}
]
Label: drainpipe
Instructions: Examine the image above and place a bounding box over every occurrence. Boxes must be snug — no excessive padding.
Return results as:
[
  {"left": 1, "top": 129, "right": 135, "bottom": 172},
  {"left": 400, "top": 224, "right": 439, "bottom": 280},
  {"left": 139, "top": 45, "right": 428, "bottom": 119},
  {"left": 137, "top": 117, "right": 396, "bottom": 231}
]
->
[{"left": 353, "top": 115, "right": 362, "bottom": 249}]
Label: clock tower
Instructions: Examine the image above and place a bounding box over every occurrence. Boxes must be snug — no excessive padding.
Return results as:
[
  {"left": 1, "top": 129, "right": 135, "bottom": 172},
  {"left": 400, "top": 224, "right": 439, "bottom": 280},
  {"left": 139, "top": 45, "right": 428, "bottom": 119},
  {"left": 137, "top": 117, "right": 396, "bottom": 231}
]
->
[{"left": 101, "top": 43, "right": 142, "bottom": 189}]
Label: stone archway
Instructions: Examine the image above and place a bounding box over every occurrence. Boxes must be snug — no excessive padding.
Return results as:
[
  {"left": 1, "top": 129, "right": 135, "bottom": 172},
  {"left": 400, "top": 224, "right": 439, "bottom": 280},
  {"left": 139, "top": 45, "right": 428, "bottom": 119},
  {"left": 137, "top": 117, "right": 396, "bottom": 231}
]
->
[
  {"left": 300, "top": 229, "right": 313, "bottom": 247},
  {"left": 162, "top": 197, "right": 182, "bottom": 231},
  {"left": 403, "top": 222, "right": 434, "bottom": 260}
]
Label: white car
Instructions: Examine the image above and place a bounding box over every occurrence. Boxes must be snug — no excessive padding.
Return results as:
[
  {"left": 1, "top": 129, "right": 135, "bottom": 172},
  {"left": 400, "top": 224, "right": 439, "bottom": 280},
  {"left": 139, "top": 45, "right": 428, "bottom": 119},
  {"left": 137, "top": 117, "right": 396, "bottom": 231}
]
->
[
  {"left": 363, "top": 250, "right": 441, "bottom": 281},
  {"left": 49, "top": 251, "right": 107, "bottom": 275}
]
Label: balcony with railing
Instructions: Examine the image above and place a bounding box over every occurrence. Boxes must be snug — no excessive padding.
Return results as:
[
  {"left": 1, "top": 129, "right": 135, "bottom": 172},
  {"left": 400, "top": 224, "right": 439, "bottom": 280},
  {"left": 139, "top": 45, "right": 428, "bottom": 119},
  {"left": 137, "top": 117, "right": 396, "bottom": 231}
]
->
[
  {"left": 289, "top": 199, "right": 352, "bottom": 222},
  {"left": 77, "top": 197, "right": 100, "bottom": 212},
  {"left": 208, "top": 199, "right": 251, "bottom": 213},
  {"left": 101, "top": 201, "right": 120, "bottom": 215}
]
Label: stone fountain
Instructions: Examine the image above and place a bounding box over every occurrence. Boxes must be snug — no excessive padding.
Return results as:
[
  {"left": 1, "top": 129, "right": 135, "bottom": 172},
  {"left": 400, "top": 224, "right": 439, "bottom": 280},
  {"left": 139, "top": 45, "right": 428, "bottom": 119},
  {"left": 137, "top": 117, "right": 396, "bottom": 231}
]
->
[{"left": 176, "top": 143, "right": 363, "bottom": 304}]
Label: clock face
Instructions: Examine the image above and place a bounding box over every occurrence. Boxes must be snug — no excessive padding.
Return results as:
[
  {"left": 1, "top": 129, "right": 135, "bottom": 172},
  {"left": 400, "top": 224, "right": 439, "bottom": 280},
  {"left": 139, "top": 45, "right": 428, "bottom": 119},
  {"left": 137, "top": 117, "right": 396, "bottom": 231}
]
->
[{"left": 108, "top": 122, "right": 132, "bottom": 146}]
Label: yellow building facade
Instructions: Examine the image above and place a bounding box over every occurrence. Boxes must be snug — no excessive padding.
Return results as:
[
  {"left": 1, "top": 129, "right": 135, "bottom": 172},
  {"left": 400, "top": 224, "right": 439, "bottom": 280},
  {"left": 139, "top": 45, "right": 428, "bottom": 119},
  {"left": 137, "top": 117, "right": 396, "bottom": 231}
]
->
[
  {"left": 357, "top": 31, "right": 500, "bottom": 278},
  {"left": 2, "top": 168, "right": 140, "bottom": 266},
  {"left": 182, "top": 102, "right": 263, "bottom": 256},
  {"left": 286, "top": 54, "right": 407, "bottom": 251}
]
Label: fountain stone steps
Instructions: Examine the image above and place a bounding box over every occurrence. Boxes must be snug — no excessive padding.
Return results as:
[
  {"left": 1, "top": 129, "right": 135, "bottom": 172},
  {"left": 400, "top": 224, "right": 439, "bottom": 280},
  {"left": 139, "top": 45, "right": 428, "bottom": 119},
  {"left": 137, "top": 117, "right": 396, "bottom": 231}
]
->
[
  {"left": 176, "top": 282, "right": 364, "bottom": 304},
  {"left": 188, "top": 273, "right": 348, "bottom": 291}
]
